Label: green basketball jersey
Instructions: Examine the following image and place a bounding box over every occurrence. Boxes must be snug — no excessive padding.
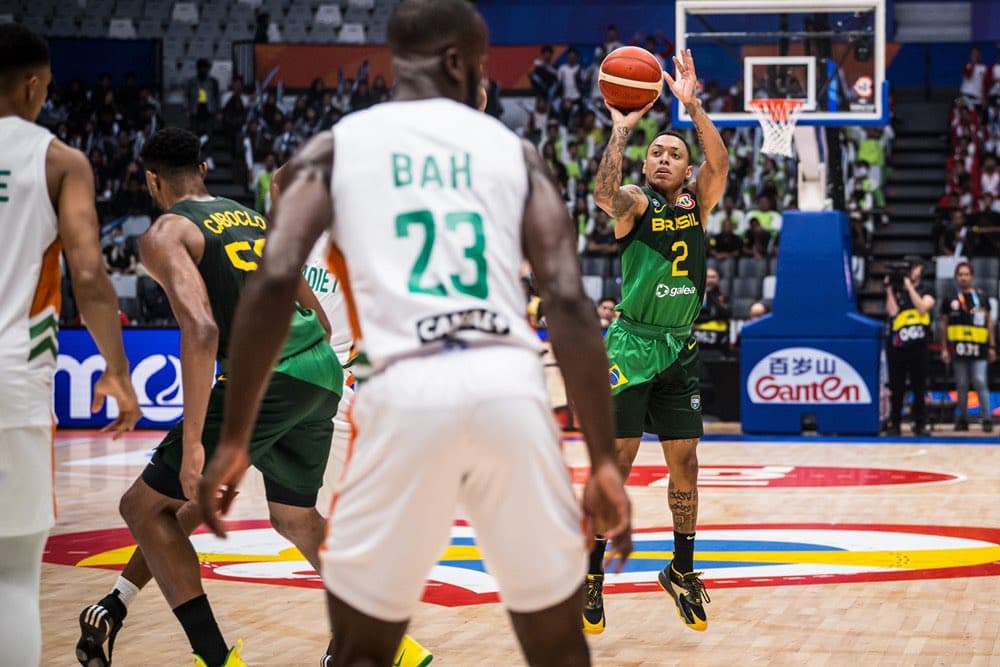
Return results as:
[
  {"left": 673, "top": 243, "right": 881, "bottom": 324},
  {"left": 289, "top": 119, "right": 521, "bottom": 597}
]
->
[
  {"left": 616, "top": 186, "right": 707, "bottom": 329},
  {"left": 167, "top": 197, "right": 327, "bottom": 364}
]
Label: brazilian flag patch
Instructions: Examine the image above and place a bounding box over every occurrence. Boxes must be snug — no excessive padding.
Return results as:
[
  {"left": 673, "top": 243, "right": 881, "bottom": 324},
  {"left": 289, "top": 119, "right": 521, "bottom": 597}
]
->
[{"left": 609, "top": 364, "right": 628, "bottom": 390}]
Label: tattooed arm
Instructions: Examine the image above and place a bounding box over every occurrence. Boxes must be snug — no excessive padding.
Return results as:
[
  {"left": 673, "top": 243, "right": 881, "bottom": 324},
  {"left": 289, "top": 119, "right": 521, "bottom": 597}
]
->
[
  {"left": 593, "top": 102, "right": 653, "bottom": 238},
  {"left": 664, "top": 49, "right": 729, "bottom": 215}
]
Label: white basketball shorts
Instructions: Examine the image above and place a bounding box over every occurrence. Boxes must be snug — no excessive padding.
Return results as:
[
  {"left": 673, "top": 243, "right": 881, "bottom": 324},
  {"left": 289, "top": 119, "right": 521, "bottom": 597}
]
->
[
  {"left": 0, "top": 425, "right": 55, "bottom": 537},
  {"left": 317, "top": 379, "right": 355, "bottom": 516},
  {"left": 320, "top": 346, "right": 586, "bottom": 622}
]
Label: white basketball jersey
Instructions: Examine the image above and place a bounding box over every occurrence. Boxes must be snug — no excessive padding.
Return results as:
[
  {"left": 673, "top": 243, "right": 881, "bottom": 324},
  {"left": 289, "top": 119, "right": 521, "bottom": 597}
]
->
[
  {"left": 0, "top": 116, "right": 60, "bottom": 429},
  {"left": 329, "top": 99, "right": 540, "bottom": 377},
  {"left": 303, "top": 231, "right": 353, "bottom": 366}
]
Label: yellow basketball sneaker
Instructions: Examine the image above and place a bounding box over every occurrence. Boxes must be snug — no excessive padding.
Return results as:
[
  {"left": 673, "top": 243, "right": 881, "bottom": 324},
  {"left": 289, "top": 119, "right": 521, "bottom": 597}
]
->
[
  {"left": 658, "top": 563, "right": 710, "bottom": 632},
  {"left": 393, "top": 634, "right": 433, "bottom": 667},
  {"left": 193, "top": 640, "right": 246, "bottom": 667},
  {"left": 322, "top": 635, "right": 432, "bottom": 667},
  {"left": 582, "top": 573, "right": 606, "bottom": 634}
]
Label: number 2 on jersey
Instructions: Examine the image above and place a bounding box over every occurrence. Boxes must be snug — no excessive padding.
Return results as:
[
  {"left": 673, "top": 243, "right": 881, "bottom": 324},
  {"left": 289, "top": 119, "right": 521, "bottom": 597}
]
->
[
  {"left": 671, "top": 240, "right": 688, "bottom": 277},
  {"left": 395, "top": 209, "right": 488, "bottom": 299}
]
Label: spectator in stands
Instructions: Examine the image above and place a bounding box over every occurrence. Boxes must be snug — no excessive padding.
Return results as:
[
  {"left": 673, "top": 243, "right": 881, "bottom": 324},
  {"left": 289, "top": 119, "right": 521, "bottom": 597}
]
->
[
  {"left": 748, "top": 301, "right": 768, "bottom": 320},
  {"left": 556, "top": 48, "right": 582, "bottom": 123},
  {"left": 940, "top": 261, "right": 995, "bottom": 432},
  {"left": 742, "top": 217, "right": 773, "bottom": 259},
  {"left": 541, "top": 141, "right": 568, "bottom": 191},
  {"left": 939, "top": 208, "right": 974, "bottom": 257},
  {"left": 604, "top": 25, "right": 623, "bottom": 53},
  {"left": 103, "top": 227, "right": 136, "bottom": 274},
  {"left": 709, "top": 218, "right": 742, "bottom": 262},
  {"left": 885, "top": 260, "right": 934, "bottom": 436},
  {"left": 707, "top": 194, "right": 745, "bottom": 235},
  {"left": 254, "top": 11, "right": 273, "bottom": 43},
  {"left": 273, "top": 119, "right": 301, "bottom": 163},
  {"left": 584, "top": 210, "right": 617, "bottom": 258},
  {"left": 980, "top": 155, "right": 999, "bottom": 197},
  {"left": 562, "top": 140, "right": 583, "bottom": 182},
  {"left": 530, "top": 45, "right": 559, "bottom": 101},
  {"left": 961, "top": 46, "right": 988, "bottom": 108},
  {"left": 745, "top": 193, "right": 782, "bottom": 233},
  {"left": 255, "top": 153, "right": 277, "bottom": 214},
  {"left": 596, "top": 298, "right": 618, "bottom": 328},
  {"left": 694, "top": 267, "right": 731, "bottom": 354},
  {"left": 186, "top": 58, "right": 220, "bottom": 170},
  {"left": 583, "top": 46, "right": 606, "bottom": 106}
]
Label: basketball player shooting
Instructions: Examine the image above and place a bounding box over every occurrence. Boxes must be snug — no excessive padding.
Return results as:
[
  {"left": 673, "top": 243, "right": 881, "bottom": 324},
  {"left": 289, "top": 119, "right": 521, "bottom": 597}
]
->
[
  {"left": 199, "top": 1, "right": 632, "bottom": 664},
  {"left": 584, "top": 48, "right": 728, "bottom": 635}
]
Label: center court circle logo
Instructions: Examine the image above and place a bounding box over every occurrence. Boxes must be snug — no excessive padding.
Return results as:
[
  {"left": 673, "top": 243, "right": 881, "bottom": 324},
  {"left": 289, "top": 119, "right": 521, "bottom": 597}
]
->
[
  {"left": 569, "top": 465, "right": 961, "bottom": 488},
  {"left": 45, "top": 522, "right": 1000, "bottom": 608}
]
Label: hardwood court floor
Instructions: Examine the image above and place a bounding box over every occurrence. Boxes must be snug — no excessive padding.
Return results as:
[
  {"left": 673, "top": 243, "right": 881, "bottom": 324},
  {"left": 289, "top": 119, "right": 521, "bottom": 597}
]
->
[{"left": 42, "top": 429, "right": 1000, "bottom": 666}]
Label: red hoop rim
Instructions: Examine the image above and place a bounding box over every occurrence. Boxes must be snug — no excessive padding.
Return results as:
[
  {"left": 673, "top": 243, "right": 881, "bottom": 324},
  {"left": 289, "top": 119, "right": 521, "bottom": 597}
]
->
[{"left": 749, "top": 98, "right": 805, "bottom": 122}]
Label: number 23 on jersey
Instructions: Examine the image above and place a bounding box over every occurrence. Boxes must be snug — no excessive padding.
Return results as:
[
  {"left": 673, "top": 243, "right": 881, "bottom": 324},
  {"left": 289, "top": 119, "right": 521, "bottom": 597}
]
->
[{"left": 395, "top": 209, "right": 488, "bottom": 300}]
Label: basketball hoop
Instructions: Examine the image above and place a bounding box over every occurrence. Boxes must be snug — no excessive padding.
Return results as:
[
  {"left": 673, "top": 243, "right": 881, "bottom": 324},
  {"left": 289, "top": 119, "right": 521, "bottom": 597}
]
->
[{"left": 749, "top": 99, "right": 804, "bottom": 158}]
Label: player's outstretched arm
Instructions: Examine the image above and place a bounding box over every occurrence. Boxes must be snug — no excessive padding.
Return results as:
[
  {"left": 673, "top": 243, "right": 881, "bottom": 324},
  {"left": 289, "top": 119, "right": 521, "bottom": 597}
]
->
[
  {"left": 522, "top": 141, "right": 633, "bottom": 567},
  {"left": 593, "top": 101, "right": 652, "bottom": 237},
  {"left": 139, "top": 215, "right": 219, "bottom": 500},
  {"left": 200, "top": 132, "right": 334, "bottom": 536},
  {"left": 665, "top": 49, "right": 729, "bottom": 213},
  {"left": 49, "top": 140, "right": 141, "bottom": 436}
]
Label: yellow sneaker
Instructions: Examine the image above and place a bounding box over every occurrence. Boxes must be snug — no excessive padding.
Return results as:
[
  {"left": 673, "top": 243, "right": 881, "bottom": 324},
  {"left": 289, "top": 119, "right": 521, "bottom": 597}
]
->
[
  {"left": 194, "top": 639, "right": 247, "bottom": 667},
  {"left": 393, "top": 634, "right": 433, "bottom": 667},
  {"left": 582, "top": 573, "right": 606, "bottom": 635}
]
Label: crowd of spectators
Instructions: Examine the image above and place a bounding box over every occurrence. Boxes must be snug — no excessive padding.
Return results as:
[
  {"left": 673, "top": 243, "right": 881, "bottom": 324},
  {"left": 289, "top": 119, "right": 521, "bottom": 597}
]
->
[{"left": 936, "top": 45, "right": 1000, "bottom": 259}]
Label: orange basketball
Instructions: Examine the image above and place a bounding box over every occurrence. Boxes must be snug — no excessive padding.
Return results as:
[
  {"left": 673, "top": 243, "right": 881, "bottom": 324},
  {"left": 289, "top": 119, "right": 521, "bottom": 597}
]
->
[{"left": 599, "top": 46, "right": 664, "bottom": 111}]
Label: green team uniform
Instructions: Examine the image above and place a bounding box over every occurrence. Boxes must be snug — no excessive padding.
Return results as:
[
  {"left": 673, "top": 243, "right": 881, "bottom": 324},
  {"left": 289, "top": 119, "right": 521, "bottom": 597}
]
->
[
  {"left": 607, "top": 186, "right": 706, "bottom": 440},
  {"left": 142, "top": 197, "right": 343, "bottom": 507}
]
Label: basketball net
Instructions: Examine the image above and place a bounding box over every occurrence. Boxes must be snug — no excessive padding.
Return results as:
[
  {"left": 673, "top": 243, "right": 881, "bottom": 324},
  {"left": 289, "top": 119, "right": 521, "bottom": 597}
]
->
[{"left": 749, "top": 99, "right": 804, "bottom": 158}]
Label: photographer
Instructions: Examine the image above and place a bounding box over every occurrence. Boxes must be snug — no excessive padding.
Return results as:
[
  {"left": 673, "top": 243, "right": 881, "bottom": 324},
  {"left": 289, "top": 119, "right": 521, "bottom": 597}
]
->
[
  {"left": 885, "top": 260, "right": 936, "bottom": 436},
  {"left": 940, "top": 262, "right": 995, "bottom": 432}
]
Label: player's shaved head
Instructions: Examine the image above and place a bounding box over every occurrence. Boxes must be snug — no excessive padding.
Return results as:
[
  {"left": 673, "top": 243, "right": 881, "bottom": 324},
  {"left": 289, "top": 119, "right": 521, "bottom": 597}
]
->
[
  {"left": 647, "top": 131, "right": 691, "bottom": 163},
  {"left": 388, "top": 0, "right": 486, "bottom": 57},
  {"left": 141, "top": 127, "right": 203, "bottom": 178},
  {"left": 387, "top": 0, "right": 487, "bottom": 108},
  {"left": 0, "top": 24, "right": 49, "bottom": 92}
]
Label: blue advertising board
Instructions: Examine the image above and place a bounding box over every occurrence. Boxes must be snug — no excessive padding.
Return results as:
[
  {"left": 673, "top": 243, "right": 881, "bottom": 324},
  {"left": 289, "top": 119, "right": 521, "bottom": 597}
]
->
[
  {"left": 55, "top": 328, "right": 184, "bottom": 429},
  {"left": 740, "top": 211, "right": 884, "bottom": 435}
]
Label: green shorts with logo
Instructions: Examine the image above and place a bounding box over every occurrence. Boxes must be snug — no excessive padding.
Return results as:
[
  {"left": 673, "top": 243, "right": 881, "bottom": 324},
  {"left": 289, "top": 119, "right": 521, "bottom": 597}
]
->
[
  {"left": 606, "top": 317, "right": 703, "bottom": 441},
  {"left": 144, "top": 341, "right": 342, "bottom": 507}
]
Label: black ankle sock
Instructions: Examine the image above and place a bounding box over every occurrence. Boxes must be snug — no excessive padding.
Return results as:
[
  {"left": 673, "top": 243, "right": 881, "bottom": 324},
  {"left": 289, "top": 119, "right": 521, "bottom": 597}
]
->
[
  {"left": 589, "top": 538, "right": 608, "bottom": 575},
  {"left": 173, "top": 594, "right": 228, "bottom": 667},
  {"left": 672, "top": 531, "right": 695, "bottom": 574},
  {"left": 97, "top": 592, "right": 127, "bottom": 623}
]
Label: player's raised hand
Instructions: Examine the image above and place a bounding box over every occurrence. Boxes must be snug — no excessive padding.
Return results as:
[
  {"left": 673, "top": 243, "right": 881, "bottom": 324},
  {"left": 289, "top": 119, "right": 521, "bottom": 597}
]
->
[
  {"left": 93, "top": 370, "right": 141, "bottom": 439},
  {"left": 581, "top": 459, "right": 633, "bottom": 571},
  {"left": 664, "top": 48, "right": 699, "bottom": 106},
  {"left": 605, "top": 99, "right": 655, "bottom": 130},
  {"left": 198, "top": 441, "right": 250, "bottom": 538}
]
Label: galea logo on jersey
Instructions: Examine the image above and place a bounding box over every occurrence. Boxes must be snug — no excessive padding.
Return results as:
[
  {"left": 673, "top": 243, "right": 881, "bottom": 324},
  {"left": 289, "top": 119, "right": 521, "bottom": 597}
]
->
[
  {"left": 609, "top": 364, "right": 628, "bottom": 390},
  {"left": 746, "top": 347, "right": 872, "bottom": 404},
  {"left": 675, "top": 193, "right": 695, "bottom": 210},
  {"left": 656, "top": 284, "right": 697, "bottom": 299},
  {"left": 569, "top": 464, "right": 960, "bottom": 488},
  {"left": 690, "top": 394, "right": 701, "bottom": 410},
  {"left": 416, "top": 307, "right": 511, "bottom": 344},
  {"left": 46, "top": 522, "right": 1000, "bottom": 607}
]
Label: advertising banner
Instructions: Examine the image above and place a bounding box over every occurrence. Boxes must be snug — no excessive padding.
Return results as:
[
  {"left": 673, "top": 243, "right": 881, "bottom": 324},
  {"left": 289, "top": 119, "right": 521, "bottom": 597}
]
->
[{"left": 55, "top": 329, "right": 184, "bottom": 429}]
